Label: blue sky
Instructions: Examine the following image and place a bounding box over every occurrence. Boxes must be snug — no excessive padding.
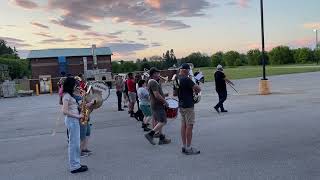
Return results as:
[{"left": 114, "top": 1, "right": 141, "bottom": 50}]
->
[{"left": 0, "top": 0, "right": 319, "bottom": 59}]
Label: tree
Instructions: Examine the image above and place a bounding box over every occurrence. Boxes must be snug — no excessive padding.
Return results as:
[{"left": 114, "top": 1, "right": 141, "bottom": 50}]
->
[
  {"left": 211, "top": 51, "right": 224, "bottom": 67},
  {"left": 268, "top": 46, "right": 294, "bottom": 65},
  {"left": 149, "top": 55, "right": 162, "bottom": 62},
  {"left": 247, "top": 49, "right": 262, "bottom": 65},
  {"left": 0, "top": 57, "right": 30, "bottom": 79},
  {"left": 163, "top": 49, "right": 177, "bottom": 68},
  {"left": 293, "top": 48, "right": 314, "bottom": 64},
  {"left": 0, "top": 39, "right": 18, "bottom": 58},
  {"left": 223, "top": 51, "right": 240, "bottom": 67},
  {"left": 180, "top": 52, "right": 210, "bottom": 67},
  {"left": 314, "top": 49, "right": 320, "bottom": 64}
]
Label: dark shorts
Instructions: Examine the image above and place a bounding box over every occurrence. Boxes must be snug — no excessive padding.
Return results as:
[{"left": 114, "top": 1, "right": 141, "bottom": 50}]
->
[
  {"left": 151, "top": 108, "right": 167, "bottom": 124},
  {"left": 80, "top": 123, "right": 91, "bottom": 141}
]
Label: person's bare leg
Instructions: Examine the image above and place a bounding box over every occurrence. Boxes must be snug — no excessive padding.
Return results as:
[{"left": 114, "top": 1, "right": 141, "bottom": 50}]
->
[
  {"left": 186, "top": 124, "right": 193, "bottom": 147},
  {"left": 80, "top": 140, "right": 85, "bottom": 151},
  {"left": 83, "top": 137, "right": 89, "bottom": 150},
  {"left": 152, "top": 122, "right": 164, "bottom": 133},
  {"left": 181, "top": 122, "right": 187, "bottom": 147}
]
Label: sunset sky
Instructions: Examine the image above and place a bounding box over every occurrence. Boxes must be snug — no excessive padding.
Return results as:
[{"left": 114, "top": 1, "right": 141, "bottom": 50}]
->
[{"left": 0, "top": 0, "right": 319, "bottom": 60}]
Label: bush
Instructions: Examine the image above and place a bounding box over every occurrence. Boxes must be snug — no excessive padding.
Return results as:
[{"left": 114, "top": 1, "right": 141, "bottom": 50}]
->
[
  {"left": 269, "top": 46, "right": 294, "bottom": 65},
  {"left": 223, "top": 51, "right": 240, "bottom": 67},
  {"left": 0, "top": 57, "right": 30, "bottom": 79}
]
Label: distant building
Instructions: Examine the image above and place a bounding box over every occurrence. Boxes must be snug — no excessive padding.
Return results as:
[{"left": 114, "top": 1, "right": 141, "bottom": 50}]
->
[{"left": 27, "top": 46, "right": 112, "bottom": 92}]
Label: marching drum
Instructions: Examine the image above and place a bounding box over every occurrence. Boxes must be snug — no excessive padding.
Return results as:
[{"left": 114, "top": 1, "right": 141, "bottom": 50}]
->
[{"left": 165, "top": 98, "right": 179, "bottom": 119}]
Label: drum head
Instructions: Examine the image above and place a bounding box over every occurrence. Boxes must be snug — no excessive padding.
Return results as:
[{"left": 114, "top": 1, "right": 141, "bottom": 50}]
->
[
  {"left": 166, "top": 98, "right": 179, "bottom": 108},
  {"left": 91, "top": 82, "right": 110, "bottom": 101}
]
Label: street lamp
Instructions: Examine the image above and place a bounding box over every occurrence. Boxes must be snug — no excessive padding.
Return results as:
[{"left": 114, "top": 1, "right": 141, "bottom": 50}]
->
[
  {"left": 259, "top": 0, "right": 270, "bottom": 95},
  {"left": 260, "top": 0, "right": 267, "bottom": 80},
  {"left": 314, "top": 29, "right": 319, "bottom": 49}
]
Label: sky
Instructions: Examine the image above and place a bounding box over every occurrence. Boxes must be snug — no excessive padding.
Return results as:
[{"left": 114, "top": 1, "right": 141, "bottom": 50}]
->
[{"left": 0, "top": 0, "right": 319, "bottom": 60}]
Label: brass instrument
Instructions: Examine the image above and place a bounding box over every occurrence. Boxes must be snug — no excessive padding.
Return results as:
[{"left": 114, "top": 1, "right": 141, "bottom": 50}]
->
[
  {"left": 78, "top": 84, "right": 104, "bottom": 125},
  {"left": 172, "top": 63, "right": 202, "bottom": 104},
  {"left": 143, "top": 68, "right": 169, "bottom": 82}
]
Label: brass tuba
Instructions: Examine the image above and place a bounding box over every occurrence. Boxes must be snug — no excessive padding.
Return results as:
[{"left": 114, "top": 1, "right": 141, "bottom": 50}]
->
[
  {"left": 172, "top": 63, "right": 202, "bottom": 104},
  {"left": 143, "top": 68, "right": 169, "bottom": 82}
]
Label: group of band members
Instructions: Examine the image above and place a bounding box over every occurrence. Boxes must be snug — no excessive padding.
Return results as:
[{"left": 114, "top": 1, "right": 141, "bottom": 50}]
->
[
  {"left": 59, "top": 74, "right": 93, "bottom": 173},
  {"left": 114, "top": 64, "right": 203, "bottom": 154},
  {"left": 58, "top": 63, "right": 231, "bottom": 174}
]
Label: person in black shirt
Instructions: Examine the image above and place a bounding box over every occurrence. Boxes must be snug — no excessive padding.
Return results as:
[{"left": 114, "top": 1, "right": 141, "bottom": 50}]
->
[
  {"left": 214, "top": 65, "right": 234, "bottom": 113},
  {"left": 176, "top": 63, "right": 201, "bottom": 155}
]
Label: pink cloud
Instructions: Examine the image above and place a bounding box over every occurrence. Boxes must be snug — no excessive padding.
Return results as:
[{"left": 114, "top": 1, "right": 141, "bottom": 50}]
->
[
  {"left": 246, "top": 42, "right": 277, "bottom": 51},
  {"left": 238, "top": 0, "right": 250, "bottom": 8},
  {"left": 288, "top": 38, "right": 314, "bottom": 48},
  {"left": 226, "top": 0, "right": 250, "bottom": 8}
]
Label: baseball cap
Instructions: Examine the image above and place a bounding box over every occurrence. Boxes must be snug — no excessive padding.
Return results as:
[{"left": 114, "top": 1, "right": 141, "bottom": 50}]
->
[
  {"left": 180, "top": 63, "right": 191, "bottom": 70},
  {"left": 149, "top": 67, "right": 160, "bottom": 76}
]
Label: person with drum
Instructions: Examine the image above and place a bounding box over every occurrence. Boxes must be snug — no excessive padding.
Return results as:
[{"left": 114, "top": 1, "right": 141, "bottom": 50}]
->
[
  {"left": 176, "top": 63, "right": 201, "bottom": 155},
  {"left": 144, "top": 67, "right": 171, "bottom": 145}
]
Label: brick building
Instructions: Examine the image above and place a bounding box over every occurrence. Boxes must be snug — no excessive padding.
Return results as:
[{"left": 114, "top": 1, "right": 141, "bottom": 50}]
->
[{"left": 27, "top": 47, "right": 112, "bottom": 92}]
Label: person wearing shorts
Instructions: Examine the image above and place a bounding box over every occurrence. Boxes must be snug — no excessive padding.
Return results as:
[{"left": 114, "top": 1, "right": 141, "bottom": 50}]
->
[
  {"left": 127, "top": 73, "right": 136, "bottom": 117},
  {"left": 177, "top": 63, "right": 201, "bottom": 155},
  {"left": 80, "top": 121, "right": 91, "bottom": 156},
  {"left": 137, "top": 79, "right": 152, "bottom": 132},
  {"left": 144, "top": 67, "right": 171, "bottom": 145}
]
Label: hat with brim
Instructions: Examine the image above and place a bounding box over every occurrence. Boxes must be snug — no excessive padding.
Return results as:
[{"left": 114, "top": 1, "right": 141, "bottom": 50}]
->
[
  {"left": 149, "top": 67, "right": 160, "bottom": 76},
  {"left": 180, "top": 63, "right": 191, "bottom": 70}
]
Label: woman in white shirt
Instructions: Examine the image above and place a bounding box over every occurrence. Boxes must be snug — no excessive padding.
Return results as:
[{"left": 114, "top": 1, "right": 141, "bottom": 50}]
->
[{"left": 62, "top": 77, "right": 88, "bottom": 174}]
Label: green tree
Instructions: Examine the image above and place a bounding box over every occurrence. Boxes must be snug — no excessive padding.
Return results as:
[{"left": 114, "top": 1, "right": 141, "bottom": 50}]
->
[
  {"left": 247, "top": 49, "right": 262, "bottom": 65},
  {"left": 268, "top": 46, "right": 294, "bottom": 65},
  {"left": 0, "top": 57, "right": 30, "bottom": 79},
  {"left": 293, "top": 48, "right": 314, "bottom": 64},
  {"left": 223, "top": 51, "right": 240, "bottom": 67},
  {"left": 211, "top": 51, "right": 224, "bottom": 67},
  {"left": 181, "top": 52, "right": 210, "bottom": 67},
  {"left": 163, "top": 49, "right": 177, "bottom": 68},
  {"left": 314, "top": 49, "right": 320, "bottom": 64}
]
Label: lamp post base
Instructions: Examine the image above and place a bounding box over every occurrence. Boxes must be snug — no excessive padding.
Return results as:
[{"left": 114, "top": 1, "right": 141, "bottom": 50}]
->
[{"left": 259, "top": 79, "right": 271, "bottom": 95}]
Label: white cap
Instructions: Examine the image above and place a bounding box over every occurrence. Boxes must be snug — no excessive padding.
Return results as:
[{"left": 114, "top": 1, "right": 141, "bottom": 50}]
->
[{"left": 217, "top": 64, "right": 223, "bottom": 70}]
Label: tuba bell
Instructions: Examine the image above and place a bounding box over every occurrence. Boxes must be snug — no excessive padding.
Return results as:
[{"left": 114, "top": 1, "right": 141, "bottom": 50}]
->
[
  {"left": 172, "top": 63, "right": 202, "bottom": 104},
  {"left": 143, "top": 68, "right": 169, "bottom": 82}
]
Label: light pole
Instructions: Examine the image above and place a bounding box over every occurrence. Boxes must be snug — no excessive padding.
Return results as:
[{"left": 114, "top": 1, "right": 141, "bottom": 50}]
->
[
  {"left": 314, "top": 29, "right": 318, "bottom": 49},
  {"left": 259, "top": 0, "right": 270, "bottom": 95},
  {"left": 260, "top": 0, "right": 267, "bottom": 80}
]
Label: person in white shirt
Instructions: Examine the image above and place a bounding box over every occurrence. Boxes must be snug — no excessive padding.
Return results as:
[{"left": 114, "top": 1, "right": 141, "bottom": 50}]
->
[{"left": 137, "top": 79, "right": 152, "bottom": 131}]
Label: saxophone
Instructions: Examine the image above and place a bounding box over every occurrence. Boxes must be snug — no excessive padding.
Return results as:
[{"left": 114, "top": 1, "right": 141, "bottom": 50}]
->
[
  {"left": 79, "top": 87, "right": 90, "bottom": 125},
  {"left": 78, "top": 84, "right": 103, "bottom": 125}
]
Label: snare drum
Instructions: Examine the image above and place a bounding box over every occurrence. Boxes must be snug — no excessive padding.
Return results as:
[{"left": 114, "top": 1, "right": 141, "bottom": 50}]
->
[{"left": 166, "top": 98, "right": 179, "bottom": 119}]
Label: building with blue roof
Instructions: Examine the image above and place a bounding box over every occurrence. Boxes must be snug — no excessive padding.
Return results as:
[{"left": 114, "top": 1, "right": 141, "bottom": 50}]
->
[{"left": 27, "top": 46, "right": 112, "bottom": 92}]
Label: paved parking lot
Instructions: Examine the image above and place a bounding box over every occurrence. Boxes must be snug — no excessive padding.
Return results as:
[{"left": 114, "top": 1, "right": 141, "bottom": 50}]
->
[{"left": 1, "top": 72, "right": 320, "bottom": 180}]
